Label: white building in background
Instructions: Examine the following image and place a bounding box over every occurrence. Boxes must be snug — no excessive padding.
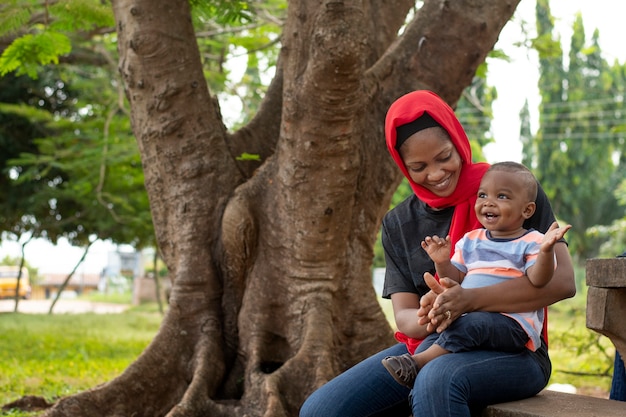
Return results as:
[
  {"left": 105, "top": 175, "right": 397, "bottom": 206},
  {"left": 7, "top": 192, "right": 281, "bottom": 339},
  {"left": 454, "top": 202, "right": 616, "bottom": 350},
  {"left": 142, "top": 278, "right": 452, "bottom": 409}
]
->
[
  {"left": 105, "top": 250, "right": 144, "bottom": 278},
  {"left": 98, "top": 249, "right": 144, "bottom": 293}
]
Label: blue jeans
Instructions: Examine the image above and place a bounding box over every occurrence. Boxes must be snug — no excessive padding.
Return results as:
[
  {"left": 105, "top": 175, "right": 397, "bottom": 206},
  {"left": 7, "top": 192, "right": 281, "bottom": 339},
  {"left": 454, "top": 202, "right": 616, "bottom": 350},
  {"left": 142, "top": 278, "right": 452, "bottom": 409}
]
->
[
  {"left": 434, "top": 312, "right": 529, "bottom": 353},
  {"left": 300, "top": 327, "right": 550, "bottom": 417},
  {"left": 611, "top": 352, "right": 626, "bottom": 401}
]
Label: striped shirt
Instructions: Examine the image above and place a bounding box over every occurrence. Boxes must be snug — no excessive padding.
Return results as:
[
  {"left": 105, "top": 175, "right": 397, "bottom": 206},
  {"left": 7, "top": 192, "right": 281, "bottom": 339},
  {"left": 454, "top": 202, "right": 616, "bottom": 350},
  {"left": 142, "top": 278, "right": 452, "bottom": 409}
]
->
[{"left": 451, "top": 228, "right": 549, "bottom": 351}]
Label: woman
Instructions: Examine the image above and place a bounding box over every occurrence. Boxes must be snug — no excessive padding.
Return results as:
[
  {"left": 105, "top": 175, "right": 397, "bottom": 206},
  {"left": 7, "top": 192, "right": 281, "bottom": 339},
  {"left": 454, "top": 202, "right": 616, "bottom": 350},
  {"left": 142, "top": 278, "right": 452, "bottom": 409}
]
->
[{"left": 299, "top": 90, "right": 576, "bottom": 417}]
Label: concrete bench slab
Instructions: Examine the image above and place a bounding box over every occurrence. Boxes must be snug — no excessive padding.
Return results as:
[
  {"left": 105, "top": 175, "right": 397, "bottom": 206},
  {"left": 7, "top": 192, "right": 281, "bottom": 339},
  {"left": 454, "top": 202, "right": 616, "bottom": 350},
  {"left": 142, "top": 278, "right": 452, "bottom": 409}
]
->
[{"left": 481, "top": 390, "right": 626, "bottom": 417}]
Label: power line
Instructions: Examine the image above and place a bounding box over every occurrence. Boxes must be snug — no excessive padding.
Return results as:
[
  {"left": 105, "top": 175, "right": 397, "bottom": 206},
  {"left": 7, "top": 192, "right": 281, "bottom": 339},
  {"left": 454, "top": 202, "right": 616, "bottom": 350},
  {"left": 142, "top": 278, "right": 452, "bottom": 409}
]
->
[{"left": 538, "top": 132, "right": 625, "bottom": 141}]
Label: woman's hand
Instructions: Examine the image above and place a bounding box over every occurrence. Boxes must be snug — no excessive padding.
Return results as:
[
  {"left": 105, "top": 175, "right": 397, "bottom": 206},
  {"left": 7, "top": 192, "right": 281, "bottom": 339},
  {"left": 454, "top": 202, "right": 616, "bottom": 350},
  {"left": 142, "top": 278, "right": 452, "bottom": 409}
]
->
[
  {"left": 390, "top": 292, "right": 433, "bottom": 339},
  {"left": 418, "top": 272, "right": 465, "bottom": 333},
  {"left": 417, "top": 273, "right": 441, "bottom": 328}
]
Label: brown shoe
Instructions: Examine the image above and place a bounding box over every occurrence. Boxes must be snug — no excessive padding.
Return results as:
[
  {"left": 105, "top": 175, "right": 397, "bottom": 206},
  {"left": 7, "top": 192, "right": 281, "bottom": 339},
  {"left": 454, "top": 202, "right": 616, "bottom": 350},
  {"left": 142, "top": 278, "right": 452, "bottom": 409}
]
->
[{"left": 381, "top": 353, "right": 420, "bottom": 388}]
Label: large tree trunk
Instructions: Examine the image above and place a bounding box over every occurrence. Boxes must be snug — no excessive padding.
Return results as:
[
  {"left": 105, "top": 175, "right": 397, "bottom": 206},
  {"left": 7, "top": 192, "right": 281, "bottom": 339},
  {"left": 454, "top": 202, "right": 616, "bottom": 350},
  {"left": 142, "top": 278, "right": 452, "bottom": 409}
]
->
[{"left": 44, "top": 0, "right": 519, "bottom": 416}]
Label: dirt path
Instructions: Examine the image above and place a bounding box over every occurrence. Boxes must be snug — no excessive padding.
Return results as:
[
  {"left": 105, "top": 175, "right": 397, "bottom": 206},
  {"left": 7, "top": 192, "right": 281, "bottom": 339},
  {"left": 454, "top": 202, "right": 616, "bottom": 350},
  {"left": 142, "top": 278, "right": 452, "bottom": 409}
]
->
[{"left": 0, "top": 299, "right": 129, "bottom": 314}]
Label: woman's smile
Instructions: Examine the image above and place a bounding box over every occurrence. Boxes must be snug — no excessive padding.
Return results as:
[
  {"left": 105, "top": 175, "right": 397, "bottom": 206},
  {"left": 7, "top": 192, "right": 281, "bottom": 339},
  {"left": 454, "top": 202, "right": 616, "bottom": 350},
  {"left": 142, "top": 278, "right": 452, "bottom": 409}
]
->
[{"left": 428, "top": 175, "right": 452, "bottom": 192}]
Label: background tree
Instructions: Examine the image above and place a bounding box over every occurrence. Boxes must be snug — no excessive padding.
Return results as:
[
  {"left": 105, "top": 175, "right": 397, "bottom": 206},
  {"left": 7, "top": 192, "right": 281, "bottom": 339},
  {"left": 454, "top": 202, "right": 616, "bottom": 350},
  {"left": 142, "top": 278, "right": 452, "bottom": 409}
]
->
[
  {"left": 0, "top": 254, "right": 39, "bottom": 282},
  {"left": 3, "top": 0, "right": 520, "bottom": 416},
  {"left": 0, "top": 70, "right": 80, "bottom": 310},
  {"left": 589, "top": 178, "right": 626, "bottom": 257},
  {"left": 527, "top": 0, "right": 626, "bottom": 261},
  {"left": 519, "top": 99, "right": 533, "bottom": 169},
  {"left": 0, "top": 2, "right": 157, "bottom": 304},
  {"left": 0, "top": 71, "right": 77, "bottom": 247},
  {"left": 457, "top": 73, "right": 497, "bottom": 160}
]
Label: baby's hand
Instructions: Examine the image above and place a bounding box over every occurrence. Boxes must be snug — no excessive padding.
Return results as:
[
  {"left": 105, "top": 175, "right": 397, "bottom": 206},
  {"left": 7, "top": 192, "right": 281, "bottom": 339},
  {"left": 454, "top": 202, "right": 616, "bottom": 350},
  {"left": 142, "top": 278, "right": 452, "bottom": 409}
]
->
[
  {"left": 421, "top": 235, "right": 451, "bottom": 263},
  {"left": 541, "top": 222, "right": 571, "bottom": 253}
]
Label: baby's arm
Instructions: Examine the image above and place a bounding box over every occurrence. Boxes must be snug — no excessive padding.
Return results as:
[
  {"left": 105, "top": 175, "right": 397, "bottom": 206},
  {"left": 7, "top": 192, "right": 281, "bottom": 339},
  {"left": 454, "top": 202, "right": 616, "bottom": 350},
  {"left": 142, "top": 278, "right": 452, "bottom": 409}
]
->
[
  {"left": 421, "top": 235, "right": 464, "bottom": 283},
  {"left": 527, "top": 222, "right": 572, "bottom": 287}
]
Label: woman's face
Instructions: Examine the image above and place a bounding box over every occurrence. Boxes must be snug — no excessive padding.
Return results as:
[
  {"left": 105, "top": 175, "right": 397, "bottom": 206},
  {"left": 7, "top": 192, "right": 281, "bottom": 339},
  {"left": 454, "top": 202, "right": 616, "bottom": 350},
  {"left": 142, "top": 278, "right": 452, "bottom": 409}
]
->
[{"left": 399, "top": 127, "right": 463, "bottom": 197}]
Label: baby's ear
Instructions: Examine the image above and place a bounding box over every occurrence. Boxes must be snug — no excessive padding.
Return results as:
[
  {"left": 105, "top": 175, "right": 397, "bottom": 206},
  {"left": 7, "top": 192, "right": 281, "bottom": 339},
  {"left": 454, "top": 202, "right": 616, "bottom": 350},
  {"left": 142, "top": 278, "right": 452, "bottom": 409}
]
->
[{"left": 522, "top": 201, "right": 536, "bottom": 219}]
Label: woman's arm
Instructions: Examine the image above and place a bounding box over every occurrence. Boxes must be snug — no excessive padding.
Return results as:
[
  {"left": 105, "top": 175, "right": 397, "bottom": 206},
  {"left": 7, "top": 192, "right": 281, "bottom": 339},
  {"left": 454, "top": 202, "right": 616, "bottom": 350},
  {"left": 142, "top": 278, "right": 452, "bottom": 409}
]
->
[
  {"left": 390, "top": 292, "right": 433, "bottom": 339},
  {"left": 425, "top": 242, "right": 576, "bottom": 331}
]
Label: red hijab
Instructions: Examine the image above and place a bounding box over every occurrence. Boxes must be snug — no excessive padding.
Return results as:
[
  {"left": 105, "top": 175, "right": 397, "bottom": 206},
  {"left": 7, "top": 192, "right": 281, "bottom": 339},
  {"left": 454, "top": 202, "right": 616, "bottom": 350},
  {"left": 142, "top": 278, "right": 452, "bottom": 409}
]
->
[{"left": 385, "top": 90, "right": 490, "bottom": 251}]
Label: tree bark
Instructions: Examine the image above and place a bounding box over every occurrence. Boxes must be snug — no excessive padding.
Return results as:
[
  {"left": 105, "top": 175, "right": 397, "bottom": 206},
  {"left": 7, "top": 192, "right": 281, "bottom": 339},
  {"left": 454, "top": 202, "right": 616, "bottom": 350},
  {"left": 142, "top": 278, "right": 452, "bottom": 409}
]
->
[{"left": 44, "top": 0, "right": 520, "bottom": 416}]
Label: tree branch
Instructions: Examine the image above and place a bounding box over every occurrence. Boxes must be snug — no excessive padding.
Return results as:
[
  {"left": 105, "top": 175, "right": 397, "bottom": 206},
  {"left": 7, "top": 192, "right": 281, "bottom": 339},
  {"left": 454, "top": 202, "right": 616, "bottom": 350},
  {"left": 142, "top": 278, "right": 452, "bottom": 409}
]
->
[{"left": 369, "top": 0, "right": 520, "bottom": 105}]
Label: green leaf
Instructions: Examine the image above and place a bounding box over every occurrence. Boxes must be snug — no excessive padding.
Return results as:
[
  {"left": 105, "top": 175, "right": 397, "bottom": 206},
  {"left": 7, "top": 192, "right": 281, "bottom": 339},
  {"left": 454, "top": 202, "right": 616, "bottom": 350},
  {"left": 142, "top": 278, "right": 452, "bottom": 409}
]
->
[
  {"left": 531, "top": 33, "right": 562, "bottom": 59},
  {"left": 0, "top": 102, "right": 54, "bottom": 123},
  {"left": 0, "top": 31, "right": 72, "bottom": 79},
  {"left": 191, "top": 0, "right": 253, "bottom": 24},
  {"left": 0, "top": 3, "right": 31, "bottom": 38},
  {"left": 236, "top": 152, "right": 261, "bottom": 161},
  {"left": 49, "top": 0, "right": 115, "bottom": 32}
]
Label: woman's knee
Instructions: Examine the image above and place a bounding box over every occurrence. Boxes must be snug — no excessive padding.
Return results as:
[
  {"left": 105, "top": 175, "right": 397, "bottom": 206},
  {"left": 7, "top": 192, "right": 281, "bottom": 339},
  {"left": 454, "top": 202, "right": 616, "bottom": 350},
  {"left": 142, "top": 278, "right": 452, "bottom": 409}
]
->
[
  {"left": 410, "top": 357, "right": 469, "bottom": 410},
  {"left": 299, "top": 390, "right": 324, "bottom": 417}
]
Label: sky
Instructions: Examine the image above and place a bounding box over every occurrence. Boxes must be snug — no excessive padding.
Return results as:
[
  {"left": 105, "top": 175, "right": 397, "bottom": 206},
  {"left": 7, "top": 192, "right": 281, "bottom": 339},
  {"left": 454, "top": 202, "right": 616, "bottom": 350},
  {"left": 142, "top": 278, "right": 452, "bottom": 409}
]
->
[
  {"left": 1, "top": 0, "right": 624, "bottom": 275},
  {"left": 0, "top": 238, "right": 119, "bottom": 276}
]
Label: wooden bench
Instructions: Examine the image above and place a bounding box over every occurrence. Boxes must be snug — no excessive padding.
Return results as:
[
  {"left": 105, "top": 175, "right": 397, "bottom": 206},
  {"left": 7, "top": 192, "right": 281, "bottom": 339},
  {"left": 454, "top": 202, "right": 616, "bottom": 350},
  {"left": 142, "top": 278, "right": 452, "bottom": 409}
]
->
[
  {"left": 482, "top": 390, "right": 626, "bottom": 417},
  {"left": 586, "top": 258, "right": 626, "bottom": 358}
]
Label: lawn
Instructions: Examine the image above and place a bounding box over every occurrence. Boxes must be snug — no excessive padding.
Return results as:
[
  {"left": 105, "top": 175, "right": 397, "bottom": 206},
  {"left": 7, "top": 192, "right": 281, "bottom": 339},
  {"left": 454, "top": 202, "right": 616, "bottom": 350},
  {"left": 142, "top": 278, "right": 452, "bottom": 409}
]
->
[
  {"left": 0, "top": 303, "right": 162, "bottom": 416},
  {"left": 544, "top": 289, "right": 615, "bottom": 396}
]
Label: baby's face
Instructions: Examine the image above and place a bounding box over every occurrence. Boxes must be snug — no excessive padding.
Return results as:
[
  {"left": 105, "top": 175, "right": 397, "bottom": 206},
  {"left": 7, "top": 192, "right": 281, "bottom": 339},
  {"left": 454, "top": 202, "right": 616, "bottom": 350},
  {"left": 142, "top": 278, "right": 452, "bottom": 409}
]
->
[{"left": 475, "top": 170, "right": 535, "bottom": 238}]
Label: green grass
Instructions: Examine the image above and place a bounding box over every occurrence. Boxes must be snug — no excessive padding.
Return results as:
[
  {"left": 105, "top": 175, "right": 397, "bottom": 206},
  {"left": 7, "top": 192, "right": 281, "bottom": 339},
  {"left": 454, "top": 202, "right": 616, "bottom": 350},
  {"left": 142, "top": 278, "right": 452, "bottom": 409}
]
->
[
  {"left": 546, "top": 291, "right": 615, "bottom": 395},
  {"left": 77, "top": 290, "right": 133, "bottom": 305},
  {"left": 0, "top": 306, "right": 162, "bottom": 416}
]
